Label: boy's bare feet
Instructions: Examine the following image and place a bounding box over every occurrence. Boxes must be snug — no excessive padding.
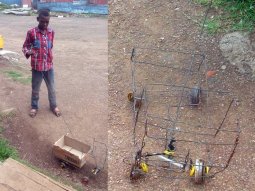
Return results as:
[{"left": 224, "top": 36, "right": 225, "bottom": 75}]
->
[
  {"left": 29, "top": 109, "right": 37, "bottom": 118},
  {"left": 52, "top": 107, "right": 61, "bottom": 117}
]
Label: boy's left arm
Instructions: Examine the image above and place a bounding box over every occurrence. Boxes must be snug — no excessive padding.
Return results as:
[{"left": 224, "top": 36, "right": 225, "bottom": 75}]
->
[{"left": 22, "top": 31, "right": 33, "bottom": 59}]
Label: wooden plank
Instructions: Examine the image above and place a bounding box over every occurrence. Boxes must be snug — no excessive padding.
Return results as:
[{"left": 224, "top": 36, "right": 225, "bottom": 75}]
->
[{"left": 0, "top": 158, "right": 75, "bottom": 191}]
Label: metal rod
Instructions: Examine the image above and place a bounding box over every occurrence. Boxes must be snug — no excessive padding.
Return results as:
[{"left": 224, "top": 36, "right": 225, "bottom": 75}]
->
[
  {"left": 146, "top": 134, "right": 237, "bottom": 146},
  {"left": 214, "top": 99, "right": 234, "bottom": 137},
  {"left": 145, "top": 114, "right": 239, "bottom": 133}
]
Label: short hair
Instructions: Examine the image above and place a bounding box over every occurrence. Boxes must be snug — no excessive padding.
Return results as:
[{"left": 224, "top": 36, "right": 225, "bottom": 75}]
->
[{"left": 38, "top": 9, "right": 50, "bottom": 18}]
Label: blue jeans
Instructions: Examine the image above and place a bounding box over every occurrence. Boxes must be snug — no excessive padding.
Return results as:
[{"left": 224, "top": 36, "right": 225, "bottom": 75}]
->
[{"left": 31, "top": 69, "right": 57, "bottom": 110}]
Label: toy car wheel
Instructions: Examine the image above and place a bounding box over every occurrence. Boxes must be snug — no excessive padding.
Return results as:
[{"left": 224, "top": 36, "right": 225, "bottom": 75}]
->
[
  {"left": 130, "top": 164, "right": 143, "bottom": 180},
  {"left": 60, "top": 161, "right": 66, "bottom": 168},
  {"left": 194, "top": 159, "right": 205, "bottom": 184},
  {"left": 128, "top": 92, "right": 134, "bottom": 102},
  {"left": 190, "top": 86, "right": 201, "bottom": 105}
]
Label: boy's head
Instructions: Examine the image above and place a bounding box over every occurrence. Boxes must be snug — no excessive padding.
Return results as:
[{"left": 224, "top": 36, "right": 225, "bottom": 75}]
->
[{"left": 37, "top": 9, "right": 50, "bottom": 30}]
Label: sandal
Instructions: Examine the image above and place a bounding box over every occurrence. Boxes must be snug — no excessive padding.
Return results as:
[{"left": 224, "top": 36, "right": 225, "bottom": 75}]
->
[
  {"left": 52, "top": 107, "right": 61, "bottom": 117},
  {"left": 29, "top": 109, "right": 37, "bottom": 118}
]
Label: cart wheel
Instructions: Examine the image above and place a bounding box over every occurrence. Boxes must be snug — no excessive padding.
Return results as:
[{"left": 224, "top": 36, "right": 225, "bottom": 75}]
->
[
  {"left": 92, "top": 168, "right": 101, "bottom": 175},
  {"left": 130, "top": 164, "right": 143, "bottom": 180},
  {"left": 190, "top": 86, "right": 201, "bottom": 105},
  {"left": 60, "top": 161, "right": 66, "bottom": 168},
  {"left": 194, "top": 159, "right": 206, "bottom": 184},
  {"left": 134, "top": 99, "right": 142, "bottom": 110},
  {"left": 128, "top": 92, "right": 134, "bottom": 102}
]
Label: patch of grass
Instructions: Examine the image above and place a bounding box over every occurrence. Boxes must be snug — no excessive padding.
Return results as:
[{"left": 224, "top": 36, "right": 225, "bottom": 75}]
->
[
  {"left": 0, "top": 113, "right": 18, "bottom": 162},
  {"left": 4, "top": 70, "right": 31, "bottom": 84},
  {"left": 195, "top": 0, "right": 211, "bottom": 5},
  {"left": 0, "top": 3, "right": 11, "bottom": 10},
  {"left": 0, "top": 138, "right": 18, "bottom": 162},
  {"left": 195, "top": 0, "right": 255, "bottom": 33},
  {"left": 204, "top": 18, "right": 221, "bottom": 34}
]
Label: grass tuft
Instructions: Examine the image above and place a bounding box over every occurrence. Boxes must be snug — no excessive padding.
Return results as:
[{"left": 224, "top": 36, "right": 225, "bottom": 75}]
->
[
  {"left": 195, "top": 0, "right": 255, "bottom": 33},
  {"left": 0, "top": 138, "right": 18, "bottom": 162},
  {"left": 4, "top": 70, "right": 31, "bottom": 84},
  {"left": 0, "top": 3, "right": 11, "bottom": 10},
  {"left": 204, "top": 18, "right": 221, "bottom": 34},
  {"left": 0, "top": 113, "right": 18, "bottom": 162}
]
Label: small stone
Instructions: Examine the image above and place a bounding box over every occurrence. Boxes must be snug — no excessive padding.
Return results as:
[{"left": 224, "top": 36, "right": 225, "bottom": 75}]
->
[
  {"left": 221, "top": 65, "right": 226, "bottom": 70},
  {"left": 159, "top": 37, "right": 164, "bottom": 41}
]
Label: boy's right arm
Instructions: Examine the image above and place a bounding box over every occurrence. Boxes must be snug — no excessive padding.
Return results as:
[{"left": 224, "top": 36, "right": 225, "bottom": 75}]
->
[{"left": 22, "top": 31, "right": 33, "bottom": 59}]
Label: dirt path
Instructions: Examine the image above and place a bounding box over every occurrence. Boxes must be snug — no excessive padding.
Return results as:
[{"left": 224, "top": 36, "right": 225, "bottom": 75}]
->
[
  {"left": 109, "top": 1, "right": 255, "bottom": 190},
  {"left": 0, "top": 14, "right": 108, "bottom": 190}
]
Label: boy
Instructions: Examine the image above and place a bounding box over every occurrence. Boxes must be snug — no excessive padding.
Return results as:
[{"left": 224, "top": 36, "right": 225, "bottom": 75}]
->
[{"left": 22, "top": 9, "right": 61, "bottom": 118}]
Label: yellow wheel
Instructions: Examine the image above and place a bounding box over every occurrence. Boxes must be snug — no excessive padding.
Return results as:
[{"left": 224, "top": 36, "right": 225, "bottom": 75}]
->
[
  {"left": 140, "top": 162, "right": 148, "bottom": 173},
  {"left": 130, "top": 164, "right": 143, "bottom": 180},
  {"left": 128, "top": 92, "right": 134, "bottom": 102},
  {"left": 189, "top": 165, "right": 195, "bottom": 176}
]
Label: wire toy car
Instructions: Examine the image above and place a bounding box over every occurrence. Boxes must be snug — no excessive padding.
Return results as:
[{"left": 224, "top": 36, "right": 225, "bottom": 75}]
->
[{"left": 126, "top": 47, "right": 240, "bottom": 184}]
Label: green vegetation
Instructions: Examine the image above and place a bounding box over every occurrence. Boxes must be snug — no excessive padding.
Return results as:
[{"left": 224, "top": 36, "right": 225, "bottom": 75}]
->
[
  {"left": 204, "top": 18, "right": 221, "bottom": 34},
  {"left": 195, "top": 0, "right": 255, "bottom": 33},
  {"left": 0, "top": 3, "right": 11, "bottom": 10},
  {"left": 4, "top": 70, "right": 31, "bottom": 84},
  {"left": 0, "top": 138, "right": 18, "bottom": 162},
  {"left": 0, "top": 113, "right": 18, "bottom": 162}
]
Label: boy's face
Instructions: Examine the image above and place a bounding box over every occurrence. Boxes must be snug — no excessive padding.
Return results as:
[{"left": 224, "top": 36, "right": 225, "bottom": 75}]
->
[{"left": 37, "top": 15, "right": 50, "bottom": 30}]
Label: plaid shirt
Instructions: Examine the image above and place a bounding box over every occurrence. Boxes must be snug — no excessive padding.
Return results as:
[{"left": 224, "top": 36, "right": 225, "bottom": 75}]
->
[{"left": 22, "top": 27, "right": 54, "bottom": 71}]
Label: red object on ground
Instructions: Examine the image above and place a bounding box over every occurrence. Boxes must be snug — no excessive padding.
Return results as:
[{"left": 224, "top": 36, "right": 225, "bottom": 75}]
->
[
  {"left": 81, "top": 176, "right": 89, "bottom": 185},
  {"left": 206, "top": 70, "right": 216, "bottom": 78}
]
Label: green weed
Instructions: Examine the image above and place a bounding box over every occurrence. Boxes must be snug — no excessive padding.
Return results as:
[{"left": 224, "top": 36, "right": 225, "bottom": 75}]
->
[
  {"left": 204, "top": 18, "right": 221, "bottom": 34},
  {"left": 195, "top": 0, "right": 255, "bottom": 33},
  {"left": 0, "top": 138, "right": 18, "bottom": 162},
  {"left": 0, "top": 3, "right": 11, "bottom": 10},
  {"left": 4, "top": 70, "right": 31, "bottom": 84},
  {"left": 0, "top": 113, "right": 18, "bottom": 162}
]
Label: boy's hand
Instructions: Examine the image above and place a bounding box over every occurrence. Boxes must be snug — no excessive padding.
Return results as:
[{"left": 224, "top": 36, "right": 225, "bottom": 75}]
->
[{"left": 25, "top": 50, "right": 33, "bottom": 59}]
